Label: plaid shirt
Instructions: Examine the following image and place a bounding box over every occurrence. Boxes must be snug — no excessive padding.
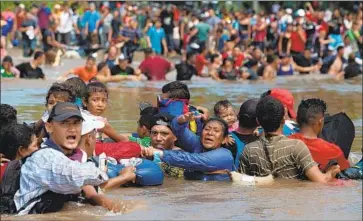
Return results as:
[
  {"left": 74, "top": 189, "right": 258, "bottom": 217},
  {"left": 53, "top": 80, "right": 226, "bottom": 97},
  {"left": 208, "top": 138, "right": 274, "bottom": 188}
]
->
[
  {"left": 14, "top": 145, "right": 108, "bottom": 214},
  {"left": 120, "top": 27, "right": 143, "bottom": 41}
]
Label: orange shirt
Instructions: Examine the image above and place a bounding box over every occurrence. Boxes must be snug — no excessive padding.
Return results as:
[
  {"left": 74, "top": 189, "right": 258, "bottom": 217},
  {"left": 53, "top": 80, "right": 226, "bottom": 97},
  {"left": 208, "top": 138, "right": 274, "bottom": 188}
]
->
[
  {"left": 289, "top": 133, "right": 350, "bottom": 171},
  {"left": 73, "top": 66, "right": 97, "bottom": 83}
]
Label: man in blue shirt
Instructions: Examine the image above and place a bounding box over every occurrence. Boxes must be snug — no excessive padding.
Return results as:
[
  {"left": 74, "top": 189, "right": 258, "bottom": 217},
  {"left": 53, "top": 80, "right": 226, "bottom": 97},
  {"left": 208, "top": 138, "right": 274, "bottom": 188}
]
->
[
  {"left": 82, "top": 3, "right": 101, "bottom": 37},
  {"left": 147, "top": 19, "right": 168, "bottom": 55}
]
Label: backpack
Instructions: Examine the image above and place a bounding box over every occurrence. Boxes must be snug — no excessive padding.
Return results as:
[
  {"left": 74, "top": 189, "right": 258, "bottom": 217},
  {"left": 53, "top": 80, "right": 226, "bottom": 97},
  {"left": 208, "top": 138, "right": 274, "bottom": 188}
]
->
[
  {"left": 318, "top": 112, "right": 355, "bottom": 159},
  {"left": 0, "top": 148, "right": 75, "bottom": 215},
  {"left": 0, "top": 160, "right": 21, "bottom": 214}
]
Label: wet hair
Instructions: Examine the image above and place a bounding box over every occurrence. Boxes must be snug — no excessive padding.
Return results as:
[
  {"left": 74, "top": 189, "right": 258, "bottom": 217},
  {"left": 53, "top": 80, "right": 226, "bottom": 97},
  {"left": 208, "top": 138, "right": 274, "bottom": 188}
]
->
[
  {"left": 45, "top": 83, "right": 75, "bottom": 106},
  {"left": 222, "top": 57, "right": 235, "bottom": 66},
  {"left": 266, "top": 55, "right": 278, "bottom": 64},
  {"left": 214, "top": 100, "right": 233, "bottom": 117},
  {"left": 83, "top": 81, "right": 109, "bottom": 105},
  {"left": 297, "top": 98, "right": 327, "bottom": 126},
  {"left": 260, "top": 90, "right": 271, "bottom": 98},
  {"left": 210, "top": 53, "right": 220, "bottom": 63},
  {"left": 203, "top": 118, "right": 229, "bottom": 138},
  {"left": 64, "top": 77, "right": 87, "bottom": 98},
  {"left": 0, "top": 104, "right": 17, "bottom": 133},
  {"left": 337, "top": 46, "right": 344, "bottom": 52},
  {"left": 161, "top": 81, "right": 190, "bottom": 100},
  {"left": 86, "top": 55, "right": 96, "bottom": 62},
  {"left": 256, "top": 96, "right": 285, "bottom": 133},
  {"left": 139, "top": 107, "right": 159, "bottom": 130},
  {"left": 2, "top": 56, "right": 13, "bottom": 65},
  {"left": 97, "top": 61, "right": 108, "bottom": 72},
  {"left": 34, "top": 51, "right": 44, "bottom": 60},
  {"left": 238, "top": 99, "right": 259, "bottom": 129},
  {"left": 186, "top": 51, "right": 196, "bottom": 61},
  {"left": 0, "top": 124, "right": 35, "bottom": 161}
]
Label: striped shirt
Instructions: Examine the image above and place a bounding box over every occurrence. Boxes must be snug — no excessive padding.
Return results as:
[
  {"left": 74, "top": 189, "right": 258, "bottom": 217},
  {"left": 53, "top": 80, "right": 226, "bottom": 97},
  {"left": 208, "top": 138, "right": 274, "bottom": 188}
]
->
[
  {"left": 239, "top": 135, "right": 317, "bottom": 179},
  {"left": 14, "top": 148, "right": 108, "bottom": 213},
  {"left": 120, "top": 27, "right": 143, "bottom": 41}
]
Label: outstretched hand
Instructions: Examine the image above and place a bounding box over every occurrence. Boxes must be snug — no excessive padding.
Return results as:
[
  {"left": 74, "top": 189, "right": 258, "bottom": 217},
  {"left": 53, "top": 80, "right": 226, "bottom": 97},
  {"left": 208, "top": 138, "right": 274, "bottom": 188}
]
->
[{"left": 177, "top": 112, "right": 202, "bottom": 125}]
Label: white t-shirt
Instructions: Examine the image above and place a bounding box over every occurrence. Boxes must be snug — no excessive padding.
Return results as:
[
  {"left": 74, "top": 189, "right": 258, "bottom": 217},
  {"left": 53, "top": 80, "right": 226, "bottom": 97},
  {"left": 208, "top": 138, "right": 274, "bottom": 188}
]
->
[{"left": 57, "top": 10, "right": 74, "bottom": 33}]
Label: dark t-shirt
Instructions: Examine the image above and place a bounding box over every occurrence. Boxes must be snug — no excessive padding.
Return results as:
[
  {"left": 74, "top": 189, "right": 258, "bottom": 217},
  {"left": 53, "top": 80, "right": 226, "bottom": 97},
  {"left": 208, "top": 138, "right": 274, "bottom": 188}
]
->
[
  {"left": 344, "top": 63, "right": 363, "bottom": 79},
  {"left": 111, "top": 18, "right": 122, "bottom": 38},
  {"left": 42, "top": 29, "right": 55, "bottom": 52},
  {"left": 175, "top": 62, "right": 197, "bottom": 80},
  {"left": 160, "top": 10, "right": 174, "bottom": 34},
  {"left": 218, "top": 69, "right": 240, "bottom": 80},
  {"left": 294, "top": 55, "right": 312, "bottom": 75},
  {"left": 224, "top": 132, "right": 259, "bottom": 160},
  {"left": 16, "top": 62, "right": 45, "bottom": 79},
  {"left": 110, "top": 65, "right": 135, "bottom": 76}
]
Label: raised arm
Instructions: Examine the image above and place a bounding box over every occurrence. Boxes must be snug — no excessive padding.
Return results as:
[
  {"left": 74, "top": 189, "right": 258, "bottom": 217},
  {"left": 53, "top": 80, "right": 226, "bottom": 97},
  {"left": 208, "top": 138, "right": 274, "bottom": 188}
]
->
[{"left": 171, "top": 113, "right": 203, "bottom": 153}]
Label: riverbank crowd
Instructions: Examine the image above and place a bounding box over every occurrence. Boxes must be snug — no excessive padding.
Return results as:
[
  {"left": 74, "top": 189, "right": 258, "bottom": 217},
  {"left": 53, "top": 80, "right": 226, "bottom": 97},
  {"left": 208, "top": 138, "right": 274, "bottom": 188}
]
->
[
  {"left": 1, "top": 1, "right": 362, "bottom": 81},
  {"left": 0, "top": 79, "right": 362, "bottom": 215}
]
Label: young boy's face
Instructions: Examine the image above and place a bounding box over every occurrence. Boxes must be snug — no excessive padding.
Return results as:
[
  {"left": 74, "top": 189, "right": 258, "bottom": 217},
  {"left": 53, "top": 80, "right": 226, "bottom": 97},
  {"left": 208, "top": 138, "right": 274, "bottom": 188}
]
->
[
  {"left": 46, "top": 93, "right": 69, "bottom": 112},
  {"left": 18, "top": 135, "right": 39, "bottom": 159},
  {"left": 218, "top": 106, "right": 237, "bottom": 128}
]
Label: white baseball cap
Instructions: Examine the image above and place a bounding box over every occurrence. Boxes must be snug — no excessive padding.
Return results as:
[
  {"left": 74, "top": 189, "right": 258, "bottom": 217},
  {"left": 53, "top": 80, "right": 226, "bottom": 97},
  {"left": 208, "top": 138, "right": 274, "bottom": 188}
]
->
[
  {"left": 81, "top": 111, "right": 105, "bottom": 135},
  {"left": 286, "top": 8, "right": 293, "bottom": 15},
  {"left": 19, "top": 4, "right": 25, "bottom": 9},
  {"left": 118, "top": 53, "right": 127, "bottom": 60},
  {"left": 296, "top": 9, "right": 305, "bottom": 17}
]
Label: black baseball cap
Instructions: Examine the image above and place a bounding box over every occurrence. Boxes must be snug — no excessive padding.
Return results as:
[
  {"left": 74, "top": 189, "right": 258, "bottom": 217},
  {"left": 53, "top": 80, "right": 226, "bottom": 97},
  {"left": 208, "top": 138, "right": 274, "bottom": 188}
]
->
[{"left": 48, "top": 102, "right": 84, "bottom": 122}]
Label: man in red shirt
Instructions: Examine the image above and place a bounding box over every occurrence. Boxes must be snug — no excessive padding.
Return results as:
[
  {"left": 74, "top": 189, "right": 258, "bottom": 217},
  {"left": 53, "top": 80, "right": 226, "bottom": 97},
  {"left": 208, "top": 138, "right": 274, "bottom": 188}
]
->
[
  {"left": 139, "top": 48, "right": 173, "bottom": 81},
  {"left": 290, "top": 23, "right": 306, "bottom": 57},
  {"left": 289, "top": 98, "right": 350, "bottom": 171}
]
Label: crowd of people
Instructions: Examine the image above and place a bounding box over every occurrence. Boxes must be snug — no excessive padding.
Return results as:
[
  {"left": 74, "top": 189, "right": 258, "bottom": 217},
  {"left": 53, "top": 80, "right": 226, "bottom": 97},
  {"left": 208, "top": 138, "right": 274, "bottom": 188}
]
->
[
  {"left": 0, "top": 78, "right": 362, "bottom": 215},
  {"left": 1, "top": 1, "right": 362, "bottom": 81}
]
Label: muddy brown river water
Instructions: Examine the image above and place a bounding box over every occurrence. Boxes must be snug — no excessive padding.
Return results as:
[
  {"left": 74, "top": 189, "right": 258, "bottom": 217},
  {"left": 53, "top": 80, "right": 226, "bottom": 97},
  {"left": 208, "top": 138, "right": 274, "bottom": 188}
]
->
[{"left": 0, "top": 56, "right": 362, "bottom": 220}]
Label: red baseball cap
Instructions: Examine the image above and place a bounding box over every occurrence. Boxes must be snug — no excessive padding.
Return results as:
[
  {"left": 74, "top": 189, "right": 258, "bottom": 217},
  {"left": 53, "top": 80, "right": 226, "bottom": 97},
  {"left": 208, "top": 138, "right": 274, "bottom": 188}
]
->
[{"left": 269, "top": 88, "right": 296, "bottom": 119}]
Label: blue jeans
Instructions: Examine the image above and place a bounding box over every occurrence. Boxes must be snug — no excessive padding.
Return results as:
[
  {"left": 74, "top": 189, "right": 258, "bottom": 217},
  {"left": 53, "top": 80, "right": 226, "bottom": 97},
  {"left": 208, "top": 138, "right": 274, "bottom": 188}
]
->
[
  {"left": 165, "top": 33, "right": 174, "bottom": 51},
  {"left": 22, "top": 38, "right": 36, "bottom": 57}
]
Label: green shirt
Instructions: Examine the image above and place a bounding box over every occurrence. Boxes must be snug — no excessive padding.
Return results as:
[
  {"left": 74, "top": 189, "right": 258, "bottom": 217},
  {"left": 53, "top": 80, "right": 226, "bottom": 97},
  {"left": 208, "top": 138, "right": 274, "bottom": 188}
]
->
[
  {"left": 128, "top": 136, "right": 151, "bottom": 147},
  {"left": 196, "top": 22, "right": 212, "bottom": 42},
  {"left": 0, "top": 66, "right": 15, "bottom": 78}
]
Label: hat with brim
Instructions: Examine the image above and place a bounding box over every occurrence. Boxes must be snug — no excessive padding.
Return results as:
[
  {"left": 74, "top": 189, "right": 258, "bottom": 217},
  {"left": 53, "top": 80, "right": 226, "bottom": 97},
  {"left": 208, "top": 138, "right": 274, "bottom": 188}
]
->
[
  {"left": 150, "top": 113, "right": 175, "bottom": 130},
  {"left": 269, "top": 88, "right": 297, "bottom": 119},
  {"left": 81, "top": 111, "right": 105, "bottom": 135},
  {"left": 48, "top": 102, "right": 84, "bottom": 122}
]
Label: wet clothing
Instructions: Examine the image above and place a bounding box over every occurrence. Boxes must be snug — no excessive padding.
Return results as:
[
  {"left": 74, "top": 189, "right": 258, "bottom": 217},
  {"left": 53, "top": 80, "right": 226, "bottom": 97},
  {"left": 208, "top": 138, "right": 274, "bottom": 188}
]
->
[
  {"left": 139, "top": 56, "right": 171, "bottom": 81},
  {"left": 169, "top": 118, "right": 234, "bottom": 172},
  {"left": 175, "top": 62, "right": 197, "bottom": 81},
  {"left": 162, "top": 148, "right": 233, "bottom": 173},
  {"left": 289, "top": 133, "right": 350, "bottom": 171},
  {"left": 95, "top": 141, "right": 141, "bottom": 161},
  {"left": 16, "top": 62, "right": 45, "bottom": 79},
  {"left": 128, "top": 136, "right": 151, "bottom": 147},
  {"left": 110, "top": 65, "right": 135, "bottom": 76},
  {"left": 218, "top": 68, "right": 240, "bottom": 80},
  {"left": 42, "top": 29, "right": 56, "bottom": 52},
  {"left": 0, "top": 66, "right": 16, "bottom": 78},
  {"left": 277, "top": 64, "right": 294, "bottom": 76},
  {"left": 240, "top": 135, "right": 317, "bottom": 179},
  {"left": 224, "top": 132, "right": 259, "bottom": 162},
  {"left": 344, "top": 62, "right": 362, "bottom": 79},
  {"left": 72, "top": 66, "right": 97, "bottom": 83},
  {"left": 13, "top": 138, "right": 108, "bottom": 214}
]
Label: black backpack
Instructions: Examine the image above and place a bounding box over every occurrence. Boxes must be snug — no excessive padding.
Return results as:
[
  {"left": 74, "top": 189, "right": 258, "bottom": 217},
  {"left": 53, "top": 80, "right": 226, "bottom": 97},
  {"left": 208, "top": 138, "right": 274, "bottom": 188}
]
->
[
  {"left": 0, "top": 148, "right": 76, "bottom": 215},
  {"left": 0, "top": 160, "right": 21, "bottom": 214},
  {"left": 318, "top": 112, "right": 355, "bottom": 159}
]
